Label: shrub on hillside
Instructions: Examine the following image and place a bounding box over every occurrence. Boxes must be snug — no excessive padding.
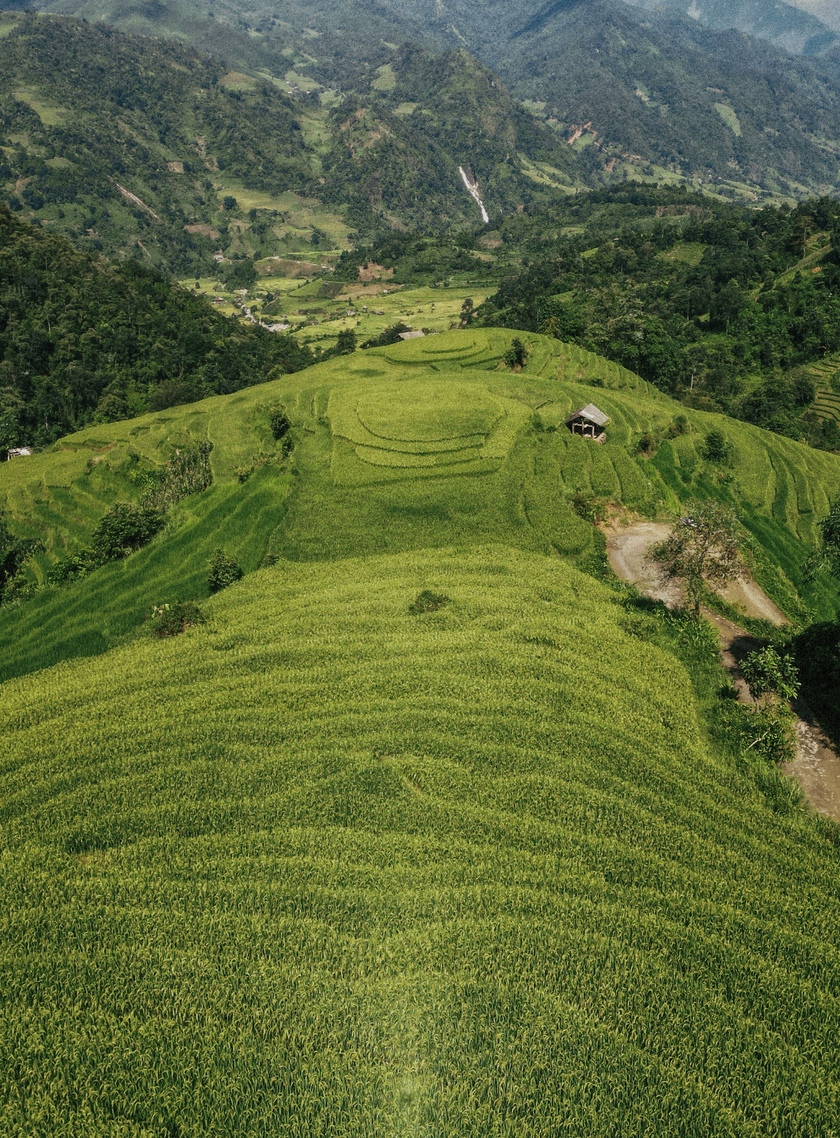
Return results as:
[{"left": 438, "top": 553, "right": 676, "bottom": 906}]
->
[
  {"left": 148, "top": 602, "right": 205, "bottom": 638},
  {"left": 208, "top": 549, "right": 243, "bottom": 594},
  {"left": 90, "top": 503, "right": 166, "bottom": 564},
  {"left": 268, "top": 406, "right": 291, "bottom": 440},
  {"left": 636, "top": 431, "right": 658, "bottom": 456},
  {"left": 504, "top": 338, "right": 528, "bottom": 370},
  {"left": 742, "top": 646, "right": 800, "bottom": 703},
  {"left": 571, "top": 492, "right": 607, "bottom": 524},
  {"left": 702, "top": 429, "right": 731, "bottom": 463},
  {"left": 141, "top": 442, "right": 214, "bottom": 511}
]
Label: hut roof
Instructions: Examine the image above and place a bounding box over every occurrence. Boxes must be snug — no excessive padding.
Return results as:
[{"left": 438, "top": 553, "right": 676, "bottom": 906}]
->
[{"left": 566, "top": 403, "right": 609, "bottom": 427}]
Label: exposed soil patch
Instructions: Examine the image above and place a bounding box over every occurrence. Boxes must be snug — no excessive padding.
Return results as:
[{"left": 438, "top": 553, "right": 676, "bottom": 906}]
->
[
  {"left": 605, "top": 522, "right": 679, "bottom": 607},
  {"left": 784, "top": 703, "right": 840, "bottom": 821},
  {"left": 184, "top": 223, "right": 218, "bottom": 238},
  {"left": 358, "top": 262, "right": 394, "bottom": 282},
  {"left": 606, "top": 520, "right": 840, "bottom": 823}
]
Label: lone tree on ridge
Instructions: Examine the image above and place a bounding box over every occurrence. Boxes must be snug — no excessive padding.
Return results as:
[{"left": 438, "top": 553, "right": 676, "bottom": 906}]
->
[{"left": 654, "top": 501, "right": 743, "bottom": 617}]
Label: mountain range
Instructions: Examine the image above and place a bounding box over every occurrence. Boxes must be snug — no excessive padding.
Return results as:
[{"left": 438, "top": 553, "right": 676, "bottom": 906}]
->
[{"left": 18, "top": 0, "right": 840, "bottom": 205}]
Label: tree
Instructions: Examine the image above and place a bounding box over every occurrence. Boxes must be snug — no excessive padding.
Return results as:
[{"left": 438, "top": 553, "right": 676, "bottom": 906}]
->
[
  {"left": 208, "top": 548, "right": 243, "bottom": 594},
  {"left": 654, "top": 502, "right": 743, "bottom": 617},
  {"left": 0, "top": 509, "right": 41, "bottom": 600},
  {"left": 459, "top": 297, "right": 475, "bottom": 328},
  {"left": 810, "top": 500, "right": 837, "bottom": 582},
  {"left": 504, "top": 337, "right": 527, "bottom": 369},
  {"left": 806, "top": 497, "right": 840, "bottom": 581},
  {"left": 702, "top": 428, "right": 731, "bottom": 464}
]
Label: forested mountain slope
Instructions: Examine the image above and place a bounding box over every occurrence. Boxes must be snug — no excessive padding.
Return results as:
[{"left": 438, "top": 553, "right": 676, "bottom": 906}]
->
[
  {"left": 0, "top": 204, "right": 312, "bottom": 447},
  {"left": 623, "top": 0, "right": 838, "bottom": 55},
  {"left": 433, "top": 0, "right": 840, "bottom": 198},
  {"left": 0, "top": 14, "right": 585, "bottom": 261},
  {"left": 28, "top": 0, "right": 840, "bottom": 200}
]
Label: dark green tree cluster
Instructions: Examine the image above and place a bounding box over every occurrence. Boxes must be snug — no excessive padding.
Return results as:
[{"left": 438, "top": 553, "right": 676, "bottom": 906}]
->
[
  {"left": 0, "top": 205, "right": 313, "bottom": 446},
  {"left": 480, "top": 190, "right": 840, "bottom": 447},
  {"left": 48, "top": 503, "right": 166, "bottom": 583},
  {"left": 0, "top": 15, "right": 314, "bottom": 270},
  {"left": 0, "top": 509, "right": 41, "bottom": 604}
]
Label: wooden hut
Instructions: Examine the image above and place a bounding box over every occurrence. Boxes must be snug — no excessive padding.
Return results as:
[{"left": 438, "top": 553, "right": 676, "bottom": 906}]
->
[{"left": 565, "top": 404, "right": 609, "bottom": 442}]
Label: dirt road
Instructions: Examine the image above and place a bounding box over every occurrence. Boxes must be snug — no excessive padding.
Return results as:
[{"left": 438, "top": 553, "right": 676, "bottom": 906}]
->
[{"left": 606, "top": 521, "right": 840, "bottom": 823}]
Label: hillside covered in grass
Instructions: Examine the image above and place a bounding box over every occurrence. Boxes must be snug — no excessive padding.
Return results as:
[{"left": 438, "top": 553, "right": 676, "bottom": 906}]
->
[
  {"left": 2, "top": 329, "right": 839, "bottom": 684},
  {"left": 3, "top": 328, "right": 840, "bottom": 1131},
  {"left": 2, "top": 541, "right": 840, "bottom": 1133}
]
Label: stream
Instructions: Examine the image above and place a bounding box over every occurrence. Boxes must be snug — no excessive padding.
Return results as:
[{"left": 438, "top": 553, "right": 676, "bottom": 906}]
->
[{"left": 459, "top": 166, "right": 490, "bottom": 224}]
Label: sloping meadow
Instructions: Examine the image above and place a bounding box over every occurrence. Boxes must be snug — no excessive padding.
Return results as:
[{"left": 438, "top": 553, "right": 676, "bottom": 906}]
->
[
  {"left": 2, "top": 330, "right": 840, "bottom": 683},
  {"left": 3, "top": 546, "right": 840, "bottom": 1134}
]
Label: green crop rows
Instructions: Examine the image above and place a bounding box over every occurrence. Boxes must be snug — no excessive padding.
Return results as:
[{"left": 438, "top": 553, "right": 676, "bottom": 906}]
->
[
  {"left": 2, "top": 330, "right": 839, "bottom": 682},
  {"left": 796, "top": 352, "right": 840, "bottom": 424},
  {"left": 3, "top": 546, "right": 840, "bottom": 1135},
  {"left": 3, "top": 330, "right": 840, "bottom": 1132}
]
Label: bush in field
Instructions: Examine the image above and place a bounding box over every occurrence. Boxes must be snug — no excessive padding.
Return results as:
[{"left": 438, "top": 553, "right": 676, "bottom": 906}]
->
[
  {"left": 504, "top": 338, "right": 528, "bottom": 370},
  {"left": 0, "top": 510, "right": 41, "bottom": 603},
  {"left": 702, "top": 428, "right": 731, "bottom": 463},
  {"left": 268, "top": 405, "right": 291, "bottom": 441},
  {"left": 148, "top": 601, "right": 205, "bottom": 638},
  {"left": 571, "top": 492, "right": 606, "bottom": 524},
  {"left": 806, "top": 496, "right": 840, "bottom": 582},
  {"left": 141, "top": 441, "right": 214, "bottom": 511},
  {"left": 208, "top": 549, "right": 243, "bottom": 594},
  {"left": 90, "top": 503, "right": 166, "bottom": 564},
  {"left": 742, "top": 646, "right": 800, "bottom": 703},
  {"left": 737, "top": 703, "right": 797, "bottom": 765},
  {"left": 409, "top": 590, "right": 452, "bottom": 614},
  {"left": 636, "top": 431, "right": 657, "bottom": 456}
]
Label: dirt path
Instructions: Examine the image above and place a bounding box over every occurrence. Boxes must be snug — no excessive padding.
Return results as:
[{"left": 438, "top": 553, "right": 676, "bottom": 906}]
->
[{"left": 606, "top": 521, "right": 840, "bottom": 823}]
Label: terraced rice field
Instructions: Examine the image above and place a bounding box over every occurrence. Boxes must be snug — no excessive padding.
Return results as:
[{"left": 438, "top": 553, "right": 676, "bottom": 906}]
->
[
  {"left": 3, "top": 331, "right": 840, "bottom": 1133},
  {"left": 2, "top": 330, "right": 839, "bottom": 684},
  {"left": 3, "top": 546, "right": 840, "bottom": 1135},
  {"left": 797, "top": 352, "right": 840, "bottom": 424}
]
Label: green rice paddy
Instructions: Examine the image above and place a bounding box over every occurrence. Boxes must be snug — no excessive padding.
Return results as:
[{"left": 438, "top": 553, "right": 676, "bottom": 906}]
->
[
  {"left": 2, "top": 544, "right": 840, "bottom": 1134},
  {"left": 2, "top": 330, "right": 839, "bottom": 682},
  {"left": 802, "top": 352, "right": 840, "bottom": 425},
  {"left": 2, "top": 331, "right": 840, "bottom": 1133}
]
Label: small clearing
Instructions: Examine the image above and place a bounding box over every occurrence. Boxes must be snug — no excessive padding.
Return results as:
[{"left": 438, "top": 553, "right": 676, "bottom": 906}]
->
[{"left": 606, "top": 520, "right": 840, "bottom": 823}]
